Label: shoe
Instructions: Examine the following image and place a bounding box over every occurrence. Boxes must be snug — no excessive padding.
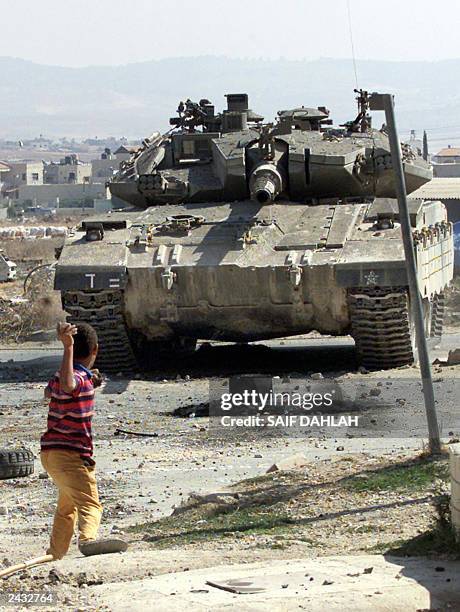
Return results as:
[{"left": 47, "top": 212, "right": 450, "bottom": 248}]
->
[{"left": 78, "top": 538, "right": 128, "bottom": 556}]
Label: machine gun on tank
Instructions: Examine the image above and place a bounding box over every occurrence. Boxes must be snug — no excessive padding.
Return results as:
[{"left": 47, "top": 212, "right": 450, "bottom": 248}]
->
[{"left": 169, "top": 98, "right": 217, "bottom": 132}]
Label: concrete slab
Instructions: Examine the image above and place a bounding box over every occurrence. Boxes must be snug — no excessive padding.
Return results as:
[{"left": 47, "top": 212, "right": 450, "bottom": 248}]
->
[{"left": 90, "top": 555, "right": 460, "bottom": 611}]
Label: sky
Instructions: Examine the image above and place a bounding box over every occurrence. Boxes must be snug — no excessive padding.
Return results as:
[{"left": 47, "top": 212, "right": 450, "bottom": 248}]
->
[{"left": 1, "top": 0, "right": 459, "bottom": 66}]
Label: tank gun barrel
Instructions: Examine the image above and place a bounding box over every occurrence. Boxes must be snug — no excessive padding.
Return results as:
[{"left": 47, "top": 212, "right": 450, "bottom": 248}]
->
[{"left": 249, "top": 163, "right": 284, "bottom": 204}]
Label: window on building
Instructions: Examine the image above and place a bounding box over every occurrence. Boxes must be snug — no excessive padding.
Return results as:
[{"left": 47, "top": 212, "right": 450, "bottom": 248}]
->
[
  {"left": 32, "top": 173, "right": 39, "bottom": 181},
  {"left": 22, "top": 173, "right": 26, "bottom": 181},
  {"left": 68, "top": 172, "right": 76, "bottom": 183}
]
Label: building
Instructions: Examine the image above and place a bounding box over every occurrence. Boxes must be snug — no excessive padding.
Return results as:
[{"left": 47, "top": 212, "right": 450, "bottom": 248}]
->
[
  {"left": 2, "top": 161, "right": 44, "bottom": 187},
  {"left": 409, "top": 177, "right": 460, "bottom": 223},
  {"left": 44, "top": 154, "right": 92, "bottom": 184},
  {"left": 0, "top": 161, "right": 10, "bottom": 194},
  {"left": 91, "top": 148, "right": 120, "bottom": 183},
  {"left": 432, "top": 146, "right": 460, "bottom": 178},
  {"left": 12, "top": 183, "right": 108, "bottom": 207},
  {"left": 114, "top": 144, "right": 141, "bottom": 162}
]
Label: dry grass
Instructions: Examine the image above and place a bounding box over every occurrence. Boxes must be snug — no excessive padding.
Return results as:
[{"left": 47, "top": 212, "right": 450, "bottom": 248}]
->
[
  {"left": 0, "top": 237, "right": 63, "bottom": 264},
  {"left": 0, "top": 264, "right": 64, "bottom": 342}
]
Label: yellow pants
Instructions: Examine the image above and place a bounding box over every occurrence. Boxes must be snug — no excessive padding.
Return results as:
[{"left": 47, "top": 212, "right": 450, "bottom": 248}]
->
[{"left": 41, "top": 450, "right": 103, "bottom": 559}]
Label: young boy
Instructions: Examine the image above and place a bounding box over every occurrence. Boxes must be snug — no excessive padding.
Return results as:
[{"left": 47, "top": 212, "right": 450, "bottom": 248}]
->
[{"left": 41, "top": 321, "right": 127, "bottom": 558}]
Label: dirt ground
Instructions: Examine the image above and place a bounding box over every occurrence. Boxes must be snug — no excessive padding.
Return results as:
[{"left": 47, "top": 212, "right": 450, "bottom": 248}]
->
[{"left": 0, "top": 337, "right": 459, "bottom": 609}]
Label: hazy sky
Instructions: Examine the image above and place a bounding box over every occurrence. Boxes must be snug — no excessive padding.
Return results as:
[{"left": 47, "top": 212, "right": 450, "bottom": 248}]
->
[{"left": 2, "top": 0, "right": 459, "bottom": 66}]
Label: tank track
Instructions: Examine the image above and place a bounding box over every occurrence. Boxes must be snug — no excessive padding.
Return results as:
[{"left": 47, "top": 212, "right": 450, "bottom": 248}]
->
[
  {"left": 62, "top": 290, "right": 138, "bottom": 372},
  {"left": 430, "top": 291, "right": 445, "bottom": 341},
  {"left": 348, "top": 286, "right": 414, "bottom": 369}
]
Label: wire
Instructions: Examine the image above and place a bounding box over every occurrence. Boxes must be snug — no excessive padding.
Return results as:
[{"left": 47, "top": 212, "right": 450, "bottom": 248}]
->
[{"left": 346, "top": 0, "right": 359, "bottom": 89}]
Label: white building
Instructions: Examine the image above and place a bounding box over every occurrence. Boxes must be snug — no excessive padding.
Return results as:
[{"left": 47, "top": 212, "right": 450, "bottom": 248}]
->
[
  {"left": 432, "top": 146, "right": 460, "bottom": 178},
  {"left": 44, "top": 154, "right": 92, "bottom": 184},
  {"left": 2, "top": 161, "right": 44, "bottom": 187}
]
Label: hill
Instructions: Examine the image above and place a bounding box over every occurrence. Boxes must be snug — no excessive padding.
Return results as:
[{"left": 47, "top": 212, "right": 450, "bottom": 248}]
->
[{"left": 1, "top": 56, "right": 458, "bottom": 146}]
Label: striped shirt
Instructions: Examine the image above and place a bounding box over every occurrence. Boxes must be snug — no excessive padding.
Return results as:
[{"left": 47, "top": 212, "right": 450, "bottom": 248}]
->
[{"left": 40, "top": 364, "right": 95, "bottom": 457}]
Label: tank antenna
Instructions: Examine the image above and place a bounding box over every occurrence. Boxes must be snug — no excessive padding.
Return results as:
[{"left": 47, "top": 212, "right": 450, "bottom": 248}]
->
[{"left": 346, "top": 0, "right": 359, "bottom": 89}]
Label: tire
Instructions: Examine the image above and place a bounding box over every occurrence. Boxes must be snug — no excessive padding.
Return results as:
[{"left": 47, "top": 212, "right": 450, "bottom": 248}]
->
[{"left": 0, "top": 448, "right": 34, "bottom": 480}]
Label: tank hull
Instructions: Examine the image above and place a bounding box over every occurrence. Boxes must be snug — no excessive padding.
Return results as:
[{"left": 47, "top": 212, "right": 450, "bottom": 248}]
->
[{"left": 55, "top": 198, "right": 453, "bottom": 370}]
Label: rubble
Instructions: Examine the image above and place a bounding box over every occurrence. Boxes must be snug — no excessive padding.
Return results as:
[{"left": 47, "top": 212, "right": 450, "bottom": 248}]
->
[
  {"left": 447, "top": 348, "right": 460, "bottom": 366},
  {"left": 266, "top": 453, "right": 309, "bottom": 473}
]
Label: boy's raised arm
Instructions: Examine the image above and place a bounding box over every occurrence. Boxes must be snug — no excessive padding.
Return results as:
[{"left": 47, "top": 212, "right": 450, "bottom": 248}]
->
[{"left": 57, "top": 322, "right": 78, "bottom": 393}]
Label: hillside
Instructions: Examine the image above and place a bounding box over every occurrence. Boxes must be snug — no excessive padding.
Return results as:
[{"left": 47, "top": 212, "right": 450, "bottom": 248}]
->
[{"left": 1, "top": 56, "right": 458, "bottom": 143}]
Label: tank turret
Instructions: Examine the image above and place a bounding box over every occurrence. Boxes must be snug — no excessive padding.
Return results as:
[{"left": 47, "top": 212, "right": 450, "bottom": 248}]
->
[{"left": 110, "top": 91, "right": 432, "bottom": 208}]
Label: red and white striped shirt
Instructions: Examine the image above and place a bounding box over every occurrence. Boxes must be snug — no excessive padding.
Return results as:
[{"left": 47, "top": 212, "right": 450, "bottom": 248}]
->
[{"left": 40, "top": 365, "right": 95, "bottom": 457}]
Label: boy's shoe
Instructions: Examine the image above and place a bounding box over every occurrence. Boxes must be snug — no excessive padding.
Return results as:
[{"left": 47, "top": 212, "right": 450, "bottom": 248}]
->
[{"left": 78, "top": 538, "right": 128, "bottom": 556}]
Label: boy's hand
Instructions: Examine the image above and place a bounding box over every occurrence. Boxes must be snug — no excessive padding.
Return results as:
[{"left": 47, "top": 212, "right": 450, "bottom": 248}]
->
[
  {"left": 57, "top": 322, "right": 77, "bottom": 348},
  {"left": 91, "top": 368, "right": 103, "bottom": 388}
]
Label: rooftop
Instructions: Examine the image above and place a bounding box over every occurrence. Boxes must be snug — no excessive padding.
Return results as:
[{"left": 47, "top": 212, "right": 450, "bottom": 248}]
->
[
  {"left": 114, "top": 145, "right": 141, "bottom": 155},
  {"left": 409, "top": 177, "right": 460, "bottom": 200},
  {"left": 434, "top": 147, "right": 460, "bottom": 157}
]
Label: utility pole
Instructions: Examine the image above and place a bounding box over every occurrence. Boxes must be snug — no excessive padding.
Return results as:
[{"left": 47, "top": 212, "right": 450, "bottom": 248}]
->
[{"left": 369, "top": 93, "right": 441, "bottom": 455}]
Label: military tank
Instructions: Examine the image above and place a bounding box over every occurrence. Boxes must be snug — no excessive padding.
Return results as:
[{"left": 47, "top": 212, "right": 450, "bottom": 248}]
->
[{"left": 54, "top": 90, "right": 454, "bottom": 371}]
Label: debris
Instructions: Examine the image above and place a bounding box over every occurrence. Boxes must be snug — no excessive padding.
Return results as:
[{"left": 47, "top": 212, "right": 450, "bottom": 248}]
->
[
  {"left": 39, "top": 472, "right": 49, "bottom": 479},
  {"left": 0, "top": 554, "right": 53, "bottom": 579},
  {"left": 447, "top": 349, "right": 460, "bottom": 366},
  {"left": 172, "top": 403, "right": 209, "bottom": 418},
  {"left": 266, "top": 453, "right": 309, "bottom": 473},
  {"left": 48, "top": 568, "right": 65, "bottom": 584},
  {"left": 206, "top": 578, "right": 266, "bottom": 594},
  {"left": 172, "top": 491, "right": 240, "bottom": 515},
  {"left": 311, "top": 373, "right": 323, "bottom": 380},
  {"left": 114, "top": 428, "right": 159, "bottom": 438}
]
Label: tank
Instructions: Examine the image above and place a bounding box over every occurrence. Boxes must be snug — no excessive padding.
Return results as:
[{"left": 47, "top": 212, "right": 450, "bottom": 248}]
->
[{"left": 54, "top": 90, "right": 454, "bottom": 371}]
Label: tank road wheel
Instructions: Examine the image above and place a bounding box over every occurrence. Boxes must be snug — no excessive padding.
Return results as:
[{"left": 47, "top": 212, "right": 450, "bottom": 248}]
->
[{"left": 348, "top": 287, "right": 415, "bottom": 370}]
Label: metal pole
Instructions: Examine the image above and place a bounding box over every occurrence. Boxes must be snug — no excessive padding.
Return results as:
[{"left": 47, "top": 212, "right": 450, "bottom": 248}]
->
[{"left": 370, "top": 93, "right": 441, "bottom": 455}]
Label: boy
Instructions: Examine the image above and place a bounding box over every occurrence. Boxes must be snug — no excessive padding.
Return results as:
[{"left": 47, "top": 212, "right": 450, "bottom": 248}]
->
[{"left": 41, "top": 321, "right": 127, "bottom": 558}]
